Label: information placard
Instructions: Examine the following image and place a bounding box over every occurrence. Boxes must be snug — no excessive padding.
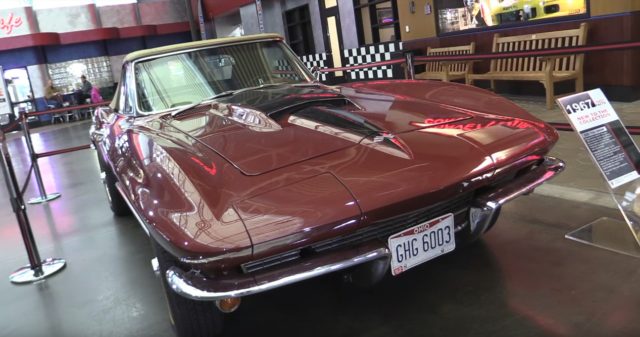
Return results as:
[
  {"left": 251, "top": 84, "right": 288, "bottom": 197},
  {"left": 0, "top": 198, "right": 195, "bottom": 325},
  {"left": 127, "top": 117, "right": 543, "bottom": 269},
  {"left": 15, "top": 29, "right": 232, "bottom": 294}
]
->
[{"left": 558, "top": 89, "right": 640, "bottom": 188}]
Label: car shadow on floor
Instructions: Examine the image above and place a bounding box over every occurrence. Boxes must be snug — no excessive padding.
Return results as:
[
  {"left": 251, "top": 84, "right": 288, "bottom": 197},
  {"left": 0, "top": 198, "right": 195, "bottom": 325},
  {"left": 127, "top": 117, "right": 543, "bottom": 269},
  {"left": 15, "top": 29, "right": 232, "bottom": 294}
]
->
[{"left": 223, "top": 241, "right": 546, "bottom": 337}]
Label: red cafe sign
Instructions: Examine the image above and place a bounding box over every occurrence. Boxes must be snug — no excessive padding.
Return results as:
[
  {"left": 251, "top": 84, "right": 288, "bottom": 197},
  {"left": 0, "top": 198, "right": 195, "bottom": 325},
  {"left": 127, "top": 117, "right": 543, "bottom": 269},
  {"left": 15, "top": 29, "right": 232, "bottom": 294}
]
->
[{"left": 0, "top": 13, "right": 23, "bottom": 35}]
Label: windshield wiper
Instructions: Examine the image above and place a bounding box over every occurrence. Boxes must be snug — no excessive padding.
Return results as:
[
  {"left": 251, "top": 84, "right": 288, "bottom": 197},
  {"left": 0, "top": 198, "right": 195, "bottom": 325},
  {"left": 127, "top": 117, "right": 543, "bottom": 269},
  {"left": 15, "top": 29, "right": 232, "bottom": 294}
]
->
[{"left": 170, "top": 83, "right": 283, "bottom": 118}]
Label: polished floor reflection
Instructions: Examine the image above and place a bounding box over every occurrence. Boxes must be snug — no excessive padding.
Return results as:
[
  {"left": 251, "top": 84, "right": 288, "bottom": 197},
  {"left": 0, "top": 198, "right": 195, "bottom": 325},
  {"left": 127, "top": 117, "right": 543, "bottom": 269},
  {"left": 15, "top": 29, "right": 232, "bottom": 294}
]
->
[{"left": 1, "top": 122, "right": 639, "bottom": 337}]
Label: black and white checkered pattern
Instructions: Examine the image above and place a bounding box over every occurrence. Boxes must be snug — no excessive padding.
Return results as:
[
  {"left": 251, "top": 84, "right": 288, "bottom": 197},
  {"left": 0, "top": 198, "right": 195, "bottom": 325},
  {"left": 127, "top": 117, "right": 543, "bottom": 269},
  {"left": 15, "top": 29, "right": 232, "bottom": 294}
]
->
[
  {"left": 274, "top": 59, "right": 299, "bottom": 80},
  {"left": 301, "top": 53, "right": 329, "bottom": 81},
  {"left": 343, "top": 41, "right": 403, "bottom": 81}
]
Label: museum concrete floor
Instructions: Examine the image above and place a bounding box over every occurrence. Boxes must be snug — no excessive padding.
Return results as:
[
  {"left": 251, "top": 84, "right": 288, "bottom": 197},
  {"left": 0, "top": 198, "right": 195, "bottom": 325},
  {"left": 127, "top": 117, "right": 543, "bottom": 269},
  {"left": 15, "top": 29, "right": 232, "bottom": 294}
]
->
[{"left": 2, "top": 102, "right": 640, "bottom": 337}]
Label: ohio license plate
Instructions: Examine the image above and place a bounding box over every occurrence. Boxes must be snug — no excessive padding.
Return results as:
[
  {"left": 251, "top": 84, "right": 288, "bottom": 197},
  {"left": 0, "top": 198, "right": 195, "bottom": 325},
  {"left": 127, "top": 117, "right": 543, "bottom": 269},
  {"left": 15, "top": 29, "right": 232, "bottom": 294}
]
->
[{"left": 389, "top": 213, "right": 455, "bottom": 276}]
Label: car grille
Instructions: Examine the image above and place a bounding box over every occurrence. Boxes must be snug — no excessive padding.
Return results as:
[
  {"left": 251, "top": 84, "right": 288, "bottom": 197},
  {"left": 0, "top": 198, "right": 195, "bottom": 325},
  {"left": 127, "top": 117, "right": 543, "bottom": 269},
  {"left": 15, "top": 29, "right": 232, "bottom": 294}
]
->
[{"left": 241, "top": 192, "right": 473, "bottom": 274}]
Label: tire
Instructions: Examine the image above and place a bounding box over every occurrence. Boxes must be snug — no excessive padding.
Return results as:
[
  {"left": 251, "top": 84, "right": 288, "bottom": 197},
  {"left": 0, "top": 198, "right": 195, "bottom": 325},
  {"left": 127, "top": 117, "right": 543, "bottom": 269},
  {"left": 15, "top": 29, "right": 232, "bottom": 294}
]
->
[
  {"left": 152, "top": 240, "right": 224, "bottom": 337},
  {"left": 96, "top": 151, "right": 131, "bottom": 216}
]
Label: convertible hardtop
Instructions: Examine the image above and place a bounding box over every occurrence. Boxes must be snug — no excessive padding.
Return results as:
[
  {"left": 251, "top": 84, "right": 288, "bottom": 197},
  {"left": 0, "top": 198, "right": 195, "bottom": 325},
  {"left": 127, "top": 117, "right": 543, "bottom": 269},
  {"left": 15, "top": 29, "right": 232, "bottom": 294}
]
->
[{"left": 123, "top": 33, "right": 283, "bottom": 63}]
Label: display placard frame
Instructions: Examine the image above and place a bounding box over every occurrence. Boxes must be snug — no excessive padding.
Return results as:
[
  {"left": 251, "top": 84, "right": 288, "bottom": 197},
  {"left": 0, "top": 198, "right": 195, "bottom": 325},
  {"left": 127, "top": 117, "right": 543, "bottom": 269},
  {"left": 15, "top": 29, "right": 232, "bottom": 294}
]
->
[{"left": 558, "top": 89, "right": 640, "bottom": 257}]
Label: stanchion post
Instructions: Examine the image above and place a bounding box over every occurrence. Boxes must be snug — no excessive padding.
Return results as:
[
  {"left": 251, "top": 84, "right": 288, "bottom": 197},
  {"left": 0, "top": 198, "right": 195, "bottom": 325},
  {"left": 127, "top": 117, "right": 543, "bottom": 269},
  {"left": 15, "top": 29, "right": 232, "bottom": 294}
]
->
[
  {"left": 405, "top": 52, "right": 415, "bottom": 80},
  {"left": 0, "top": 129, "right": 66, "bottom": 284},
  {"left": 19, "top": 112, "right": 61, "bottom": 204}
]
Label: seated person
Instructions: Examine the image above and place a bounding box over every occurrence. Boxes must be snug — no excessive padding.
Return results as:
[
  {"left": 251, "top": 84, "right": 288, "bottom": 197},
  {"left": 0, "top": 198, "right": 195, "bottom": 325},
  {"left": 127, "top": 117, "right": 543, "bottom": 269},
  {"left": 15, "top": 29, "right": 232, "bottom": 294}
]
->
[
  {"left": 44, "top": 80, "right": 64, "bottom": 108},
  {"left": 74, "top": 75, "right": 92, "bottom": 105}
]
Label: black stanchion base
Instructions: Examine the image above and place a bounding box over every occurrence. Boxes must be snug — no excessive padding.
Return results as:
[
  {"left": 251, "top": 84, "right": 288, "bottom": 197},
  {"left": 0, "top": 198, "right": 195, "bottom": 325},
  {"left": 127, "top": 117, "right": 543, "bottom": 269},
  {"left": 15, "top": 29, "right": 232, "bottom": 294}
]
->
[
  {"left": 9, "top": 258, "right": 67, "bottom": 284},
  {"left": 28, "top": 192, "right": 61, "bottom": 205}
]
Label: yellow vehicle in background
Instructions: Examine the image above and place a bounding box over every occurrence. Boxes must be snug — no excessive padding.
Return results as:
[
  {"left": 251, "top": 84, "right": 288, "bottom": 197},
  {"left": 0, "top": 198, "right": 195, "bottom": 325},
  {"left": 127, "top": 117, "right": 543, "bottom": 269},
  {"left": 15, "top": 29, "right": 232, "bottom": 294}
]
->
[{"left": 488, "top": 0, "right": 587, "bottom": 25}]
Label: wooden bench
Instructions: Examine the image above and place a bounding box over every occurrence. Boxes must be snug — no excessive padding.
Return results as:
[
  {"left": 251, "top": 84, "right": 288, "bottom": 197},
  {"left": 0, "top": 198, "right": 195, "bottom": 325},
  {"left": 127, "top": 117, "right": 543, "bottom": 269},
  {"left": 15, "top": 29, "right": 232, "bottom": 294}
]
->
[
  {"left": 414, "top": 43, "right": 476, "bottom": 82},
  {"left": 467, "top": 23, "right": 588, "bottom": 109}
]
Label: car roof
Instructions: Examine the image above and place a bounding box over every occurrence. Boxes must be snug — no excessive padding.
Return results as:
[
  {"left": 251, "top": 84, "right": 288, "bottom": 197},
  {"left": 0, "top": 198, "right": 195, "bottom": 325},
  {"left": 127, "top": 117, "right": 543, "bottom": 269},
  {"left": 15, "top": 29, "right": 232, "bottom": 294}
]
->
[
  {"left": 123, "top": 33, "right": 284, "bottom": 63},
  {"left": 111, "top": 33, "right": 286, "bottom": 111}
]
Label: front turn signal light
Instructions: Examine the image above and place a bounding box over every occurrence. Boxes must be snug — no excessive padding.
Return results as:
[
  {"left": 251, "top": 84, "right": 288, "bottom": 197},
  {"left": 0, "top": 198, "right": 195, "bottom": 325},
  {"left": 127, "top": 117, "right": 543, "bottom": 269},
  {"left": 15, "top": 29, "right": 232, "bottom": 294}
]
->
[{"left": 216, "top": 297, "right": 241, "bottom": 313}]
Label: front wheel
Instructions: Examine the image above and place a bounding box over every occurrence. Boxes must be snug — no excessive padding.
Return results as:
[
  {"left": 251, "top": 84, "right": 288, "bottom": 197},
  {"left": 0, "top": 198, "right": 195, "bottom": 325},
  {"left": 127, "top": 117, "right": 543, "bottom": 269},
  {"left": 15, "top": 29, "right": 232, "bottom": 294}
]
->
[
  {"left": 96, "top": 151, "right": 130, "bottom": 216},
  {"left": 152, "top": 240, "right": 224, "bottom": 337}
]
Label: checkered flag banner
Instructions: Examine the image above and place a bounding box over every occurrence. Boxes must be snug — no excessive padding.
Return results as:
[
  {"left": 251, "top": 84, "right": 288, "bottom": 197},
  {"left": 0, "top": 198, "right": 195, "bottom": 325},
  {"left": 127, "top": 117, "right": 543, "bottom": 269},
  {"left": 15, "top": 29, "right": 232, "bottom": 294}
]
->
[
  {"left": 343, "top": 41, "right": 404, "bottom": 81},
  {"left": 301, "top": 53, "right": 329, "bottom": 82}
]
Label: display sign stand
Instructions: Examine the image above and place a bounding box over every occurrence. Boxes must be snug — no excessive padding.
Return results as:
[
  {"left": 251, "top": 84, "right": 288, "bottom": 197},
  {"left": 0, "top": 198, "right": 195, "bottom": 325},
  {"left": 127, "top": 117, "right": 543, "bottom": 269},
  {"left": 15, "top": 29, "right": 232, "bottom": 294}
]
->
[
  {"left": 558, "top": 89, "right": 640, "bottom": 257},
  {"left": 565, "top": 217, "right": 640, "bottom": 258},
  {"left": 0, "top": 129, "right": 66, "bottom": 284}
]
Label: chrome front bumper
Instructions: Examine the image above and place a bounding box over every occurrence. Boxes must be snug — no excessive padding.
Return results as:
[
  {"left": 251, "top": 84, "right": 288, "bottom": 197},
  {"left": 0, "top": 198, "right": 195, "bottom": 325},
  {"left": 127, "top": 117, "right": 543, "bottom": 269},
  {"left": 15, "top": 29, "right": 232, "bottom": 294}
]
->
[
  {"left": 165, "top": 156, "right": 565, "bottom": 301},
  {"left": 468, "top": 156, "right": 565, "bottom": 235},
  {"left": 167, "top": 243, "right": 391, "bottom": 301}
]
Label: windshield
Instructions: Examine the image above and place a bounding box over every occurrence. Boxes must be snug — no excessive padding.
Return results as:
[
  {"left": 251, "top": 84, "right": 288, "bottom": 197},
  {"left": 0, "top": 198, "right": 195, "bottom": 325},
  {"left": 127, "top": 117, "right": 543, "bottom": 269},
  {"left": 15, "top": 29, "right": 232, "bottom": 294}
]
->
[{"left": 134, "top": 40, "right": 312, "bottom": 113}]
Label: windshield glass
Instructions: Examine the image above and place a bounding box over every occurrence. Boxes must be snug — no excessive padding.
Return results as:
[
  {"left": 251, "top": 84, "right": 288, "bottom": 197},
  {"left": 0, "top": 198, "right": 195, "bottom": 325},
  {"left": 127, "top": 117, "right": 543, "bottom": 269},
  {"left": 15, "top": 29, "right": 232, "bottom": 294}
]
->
[{"left": 134, "top": 40, "right": 312, "bottom": 113}]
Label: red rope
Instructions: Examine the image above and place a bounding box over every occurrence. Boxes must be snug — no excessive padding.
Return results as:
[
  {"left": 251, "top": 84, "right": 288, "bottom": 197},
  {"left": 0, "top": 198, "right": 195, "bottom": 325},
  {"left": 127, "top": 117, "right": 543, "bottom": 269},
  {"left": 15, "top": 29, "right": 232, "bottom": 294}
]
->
[
  {"left": 318, "top": 59, "right": 406, "bottom": 73},
  {"left": 26, "top": 101, "right": 111, "bottom": 118},
  {"left": 413, "top": 41, "right": 640, "bottom": 62},
  {"left": 36, "top": 144, "right": 92, "bottom": 159},
  {"left": 318, "top": 40, "right": 640, "bottom": 73}
]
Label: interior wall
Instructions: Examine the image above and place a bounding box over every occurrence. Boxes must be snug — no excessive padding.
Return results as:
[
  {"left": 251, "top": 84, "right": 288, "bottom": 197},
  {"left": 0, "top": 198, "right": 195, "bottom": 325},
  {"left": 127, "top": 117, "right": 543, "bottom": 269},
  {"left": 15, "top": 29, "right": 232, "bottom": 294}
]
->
[
  {"left": 399, "top": 0, "right": 640, "bottom": 42},
  {"left": 398, "top": 0, "right": 437, "bottom": 41},
  {"left": 590, "top": 0, "right": 640, "bottom": 16},
  {"left": 403, "top": 11, "right": 640, "bottom": 101},
  {"left": 26, "top": 64, "right": 49, "bottom": 98},
  {"left": 357, "top": 7, "right": 370, "bottom": 44},
  {"left": 214, "top": 11, "right": 242, "bottom": 37},
  {"left": 35, "top": 4, "right": 100, "bottom": 33},
  {"left": 337, "top": 0, "right": 358, "bottom": 49},
  {"left": 98, "top": 3, "right": 139, "bottom": 27},
  {"left": 239, "top": 4, "right": 260, "bottom": 35},
  {"left": 138, "top": 0, "right": 188, "bottom": 25},
  {"left": 283, "top": 0, "right": 325, "bottom": 53},
  {"left": 262, "top": 0, "right": 286, "bottom": 37}
]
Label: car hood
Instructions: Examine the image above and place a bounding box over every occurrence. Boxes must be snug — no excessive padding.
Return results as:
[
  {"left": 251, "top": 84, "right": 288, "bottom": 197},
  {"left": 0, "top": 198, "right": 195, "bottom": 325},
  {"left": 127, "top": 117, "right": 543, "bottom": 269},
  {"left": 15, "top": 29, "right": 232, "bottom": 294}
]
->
[{"left": 165, "top": 82, "right": 551, "bottom": 176}]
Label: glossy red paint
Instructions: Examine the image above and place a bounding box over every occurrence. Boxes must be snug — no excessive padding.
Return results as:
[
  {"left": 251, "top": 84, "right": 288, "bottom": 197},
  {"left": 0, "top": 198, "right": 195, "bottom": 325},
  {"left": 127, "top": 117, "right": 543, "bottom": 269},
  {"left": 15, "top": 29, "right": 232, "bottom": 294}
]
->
[
  {"left": 92, "top": 39, "right": 559, "bottom": 276},
  {"left": 235, "top": 173, "right": 361, "bottom": 259}
]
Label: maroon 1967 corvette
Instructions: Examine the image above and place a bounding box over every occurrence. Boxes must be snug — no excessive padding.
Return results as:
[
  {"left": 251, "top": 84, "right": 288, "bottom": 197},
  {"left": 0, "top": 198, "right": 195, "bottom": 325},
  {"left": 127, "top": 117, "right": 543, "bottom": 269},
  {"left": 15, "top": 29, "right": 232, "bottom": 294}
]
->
[{"left": 91, "top": 34, "right": 563, "bottom": 336}]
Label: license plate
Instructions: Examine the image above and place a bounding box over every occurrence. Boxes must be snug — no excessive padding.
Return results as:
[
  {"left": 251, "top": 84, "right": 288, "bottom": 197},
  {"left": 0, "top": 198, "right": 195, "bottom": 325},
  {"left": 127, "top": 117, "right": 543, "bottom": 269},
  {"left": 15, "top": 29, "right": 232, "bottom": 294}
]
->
[{"left": 388, "top": 213, "right": 455, "bottom": 276}]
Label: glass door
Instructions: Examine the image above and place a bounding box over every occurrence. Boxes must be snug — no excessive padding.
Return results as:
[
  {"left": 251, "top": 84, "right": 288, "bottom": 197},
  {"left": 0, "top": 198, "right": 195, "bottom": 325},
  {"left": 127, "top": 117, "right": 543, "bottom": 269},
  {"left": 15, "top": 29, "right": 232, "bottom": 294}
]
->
[{"left": 4, "top": 68, "right": 35, "bottom": 116}]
